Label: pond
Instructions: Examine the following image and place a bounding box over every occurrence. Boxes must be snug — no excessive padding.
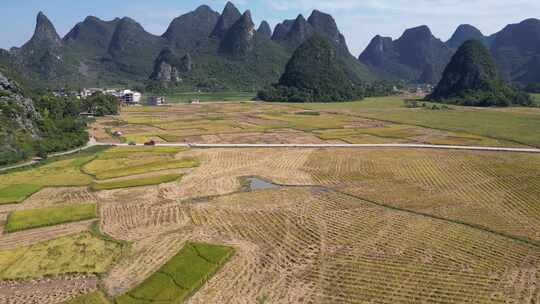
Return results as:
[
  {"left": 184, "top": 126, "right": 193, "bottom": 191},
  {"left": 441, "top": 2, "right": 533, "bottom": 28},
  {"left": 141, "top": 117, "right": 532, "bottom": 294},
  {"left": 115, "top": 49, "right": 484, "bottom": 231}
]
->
[{"left": 242, "top": 177, "right": 281, "bottom": 191}]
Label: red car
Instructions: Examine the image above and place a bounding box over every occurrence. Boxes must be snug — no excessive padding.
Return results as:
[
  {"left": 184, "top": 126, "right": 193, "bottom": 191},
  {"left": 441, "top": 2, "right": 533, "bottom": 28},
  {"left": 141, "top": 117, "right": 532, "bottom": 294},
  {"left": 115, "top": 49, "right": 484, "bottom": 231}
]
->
[{"left": 144, "top": 139, "right": 156, "bottom": 146}]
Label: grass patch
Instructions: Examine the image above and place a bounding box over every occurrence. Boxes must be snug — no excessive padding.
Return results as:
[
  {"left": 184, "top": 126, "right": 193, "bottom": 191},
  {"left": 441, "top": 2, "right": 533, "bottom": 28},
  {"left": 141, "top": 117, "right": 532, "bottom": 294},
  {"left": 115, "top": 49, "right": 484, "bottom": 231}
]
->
[
  {"left": 5, "top": 204, "right": 97, "bottom": 233},
  {"left": 0, "top": 148, "right": 102, "bottom": 200},
  {"left": 0, "top": 184, "right": 42, "bottom": 205},
  {"left": 151, "top": 92, "right": 256, "bottom": 103},
  {"left": 83, "top": 147, "right": 197, "bottom": 180},
  {"left": 0, "top": 232, "right": 121, "bottom": 279},
  {"left": 115, "top": 241, "right": 234, "bottom": 304},
  {"left": 64, "top": 292, "right": 110, "bottom": 304},
  {"left": 91, "top": 173, "right": 183, "bottom": 191},
  {"left": 88, "top": 158, "right": 197, "bottom": 180}
]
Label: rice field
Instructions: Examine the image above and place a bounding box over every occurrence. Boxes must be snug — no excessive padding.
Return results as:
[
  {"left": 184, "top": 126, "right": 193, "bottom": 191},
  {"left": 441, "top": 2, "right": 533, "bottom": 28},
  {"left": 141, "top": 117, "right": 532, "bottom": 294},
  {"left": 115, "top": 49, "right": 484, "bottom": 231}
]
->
[
  {"left": 5, "top": 204, "right": 97, "bottom": 233},
  {"left": 2, "top": 97, "right": 540, "bottom": 303},
  {"left": 0, "top": 232, "right": 121, "bottom": 280},
  {"left": 82, "top": 146, "right": 196, "bottom": 180},
  {"left": 0, "top": 184, "right": 42, "bottom": 205},
  {"left": 298, "top": 96, "right": 540, "bottom": 147},
  {"left": 115, "top": 242, "right": 234, "bottom": 304},
  {"left": 63, "top": 292, "right": 110, "bottom": 304},
  {"left": 91, "top": 173, "right": 183, "bottom": 191},
  {"left": 92, "top": 97, "right": 536, "bottom": 147}
]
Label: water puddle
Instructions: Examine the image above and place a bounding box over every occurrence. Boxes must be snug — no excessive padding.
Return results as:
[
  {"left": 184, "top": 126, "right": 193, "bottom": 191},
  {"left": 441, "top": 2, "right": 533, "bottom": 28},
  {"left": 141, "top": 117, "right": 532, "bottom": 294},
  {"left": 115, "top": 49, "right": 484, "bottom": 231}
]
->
[{"left": 241, "top": 176, "right": 282, "bottom": 192}]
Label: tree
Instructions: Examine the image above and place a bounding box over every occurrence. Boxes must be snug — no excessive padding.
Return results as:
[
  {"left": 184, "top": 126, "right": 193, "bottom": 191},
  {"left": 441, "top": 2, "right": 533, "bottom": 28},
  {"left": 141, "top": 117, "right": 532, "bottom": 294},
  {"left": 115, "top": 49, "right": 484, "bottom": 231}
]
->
[
  {"left": 428, "top": 39, "right": 532, "bottom": 107},
  {"left": 258, "top": 34, "right": 363, "bottom": 103}
]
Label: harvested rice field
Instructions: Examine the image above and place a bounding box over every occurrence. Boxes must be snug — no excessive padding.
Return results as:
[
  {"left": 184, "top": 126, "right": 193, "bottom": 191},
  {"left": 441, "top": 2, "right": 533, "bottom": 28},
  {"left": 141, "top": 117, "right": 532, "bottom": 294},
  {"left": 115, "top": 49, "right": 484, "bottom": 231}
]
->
[
  {"left": 2, "top": 98, "right": 540, "bottom": 303},
  {"left": 91, "top": 98, "right": 529, "bottom": 147}
]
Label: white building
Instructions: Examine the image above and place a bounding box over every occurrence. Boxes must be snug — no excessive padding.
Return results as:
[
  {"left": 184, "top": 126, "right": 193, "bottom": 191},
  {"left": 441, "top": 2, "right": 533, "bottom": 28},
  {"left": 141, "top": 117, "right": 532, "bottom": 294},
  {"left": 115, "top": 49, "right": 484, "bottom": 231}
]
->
[{"left": 122, "top": 90, "right": 142, "bottom": 104}]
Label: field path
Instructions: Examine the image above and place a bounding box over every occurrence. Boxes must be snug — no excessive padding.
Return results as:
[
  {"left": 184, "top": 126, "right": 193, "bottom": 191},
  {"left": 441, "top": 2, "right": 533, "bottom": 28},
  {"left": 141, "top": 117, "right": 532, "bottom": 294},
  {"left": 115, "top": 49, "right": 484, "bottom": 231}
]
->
[
  {"left": 116, "top": 142, "right": 540, "bottom": 153},
  {"left": 2, "top": 140, "right": 539, "bottom": 174}
]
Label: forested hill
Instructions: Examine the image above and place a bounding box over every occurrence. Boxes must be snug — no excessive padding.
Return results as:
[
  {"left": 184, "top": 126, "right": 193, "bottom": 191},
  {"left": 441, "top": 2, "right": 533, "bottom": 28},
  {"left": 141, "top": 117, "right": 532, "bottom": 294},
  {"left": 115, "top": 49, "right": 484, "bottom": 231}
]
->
[
  {"left": 5, "top": 2, "right": 372, "bottom": 92},
  {"left": 0, "top": 66, "right": 119, "bottom": 166}
]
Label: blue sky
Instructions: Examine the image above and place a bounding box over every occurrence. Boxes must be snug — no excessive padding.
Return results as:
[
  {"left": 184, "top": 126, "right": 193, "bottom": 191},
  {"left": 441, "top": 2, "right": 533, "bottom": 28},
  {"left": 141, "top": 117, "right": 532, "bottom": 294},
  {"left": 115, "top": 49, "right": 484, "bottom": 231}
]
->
[{"left": 1, "top": 0, "right": 539, "bottom": 55}]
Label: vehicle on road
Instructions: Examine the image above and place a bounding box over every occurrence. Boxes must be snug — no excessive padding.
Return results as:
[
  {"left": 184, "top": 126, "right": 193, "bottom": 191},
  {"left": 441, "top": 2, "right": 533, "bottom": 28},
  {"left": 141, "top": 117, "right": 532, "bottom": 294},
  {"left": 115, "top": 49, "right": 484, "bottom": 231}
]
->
[
  {"left": 128, "top": 141, "right": 136, "bottom": 146},
  {"left": 144, "top": 140, "right": 156, "bottom": 146}
]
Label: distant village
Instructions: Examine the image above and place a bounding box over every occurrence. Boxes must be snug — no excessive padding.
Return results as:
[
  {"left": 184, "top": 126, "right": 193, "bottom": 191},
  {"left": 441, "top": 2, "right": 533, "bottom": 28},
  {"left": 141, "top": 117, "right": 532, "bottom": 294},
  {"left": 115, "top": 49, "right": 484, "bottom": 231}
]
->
[{"left": 53, "top": 88, "right": 166, "bottom": 106}]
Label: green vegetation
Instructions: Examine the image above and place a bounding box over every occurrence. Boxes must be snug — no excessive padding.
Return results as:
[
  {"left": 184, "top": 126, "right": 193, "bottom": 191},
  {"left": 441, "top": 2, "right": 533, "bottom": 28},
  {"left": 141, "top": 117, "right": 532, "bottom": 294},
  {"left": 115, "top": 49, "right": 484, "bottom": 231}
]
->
[
  {"left": 526, "top": 83, "right": 540, "bottom": 93},
  {"left": 87, "top": 158, "right": 197, "bottom": 180},
  {"left": 259, "top": 35, "right": 363, "bottom": 103},
  {"left": 0, "top": 232, "right": 121, "bottom": 279},
  {"left": 82, "top": 92, "right": 121, "bottom": 116},
  {"left": 532, "top": 93, "right": 540, "bottom": 106},
  {"left": 299, "top": 96, "right": 540, "bottom": 147},
  {"left": 83, "top": 146, "right": 197, "bottom": 180},
  {"left": 5, "top": 204, "right": 97, "bottom": 233},
  {"left": 115, "top": 242, "right": 234, "bottom": 304},
  {"left": 147, "top": 91, "right": 256, "bottom": 103},
  {"left": 0, "top": 150, "right": 98, "bottom": 203},
  {"left": 429, "top": 40, "right": 532, "bottom": 107},
  {"left": 64, "top": 292, "right": 110, "bottom": 304},
  {"left": 0, "top": 184, "right": 42, "bottom": 205},
  {"left": 91, "top": 173, "right": 183, "bottom": 191}
]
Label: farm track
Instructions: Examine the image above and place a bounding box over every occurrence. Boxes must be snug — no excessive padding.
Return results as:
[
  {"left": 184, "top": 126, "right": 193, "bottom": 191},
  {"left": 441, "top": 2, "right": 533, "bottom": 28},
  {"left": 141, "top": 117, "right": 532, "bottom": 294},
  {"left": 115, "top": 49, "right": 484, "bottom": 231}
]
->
[{"left": 112, "top": 142, "right": 540, "bottom": 153}]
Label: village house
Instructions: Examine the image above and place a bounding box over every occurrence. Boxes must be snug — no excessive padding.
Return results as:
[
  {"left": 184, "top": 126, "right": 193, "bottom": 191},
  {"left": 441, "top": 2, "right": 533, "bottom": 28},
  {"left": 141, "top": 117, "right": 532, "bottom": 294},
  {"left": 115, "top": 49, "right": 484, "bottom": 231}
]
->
[{"left": 148, "top": 96, "right": 166, "bottom": 106}]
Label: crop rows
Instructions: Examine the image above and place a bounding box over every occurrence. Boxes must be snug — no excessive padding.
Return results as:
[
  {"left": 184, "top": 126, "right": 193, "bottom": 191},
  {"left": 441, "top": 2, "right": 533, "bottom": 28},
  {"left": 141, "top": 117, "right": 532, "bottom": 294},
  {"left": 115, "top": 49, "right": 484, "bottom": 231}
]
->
[
  {"left": 96, "top": 185, "right": 539, "bottom": 303},
  {"left": 302, "top": 148, "right": 540, "bottom": 241}
]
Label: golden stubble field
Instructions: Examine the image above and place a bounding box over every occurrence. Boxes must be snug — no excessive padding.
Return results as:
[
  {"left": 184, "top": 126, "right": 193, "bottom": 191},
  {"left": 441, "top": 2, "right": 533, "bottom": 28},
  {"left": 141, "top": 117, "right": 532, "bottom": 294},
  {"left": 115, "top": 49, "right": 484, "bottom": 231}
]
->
[
  {"left": 91, "top": 100, "right": 529, "bottom": 147},
  {"left": 1, "top": 146, "right": 539, "bottom": 304}
]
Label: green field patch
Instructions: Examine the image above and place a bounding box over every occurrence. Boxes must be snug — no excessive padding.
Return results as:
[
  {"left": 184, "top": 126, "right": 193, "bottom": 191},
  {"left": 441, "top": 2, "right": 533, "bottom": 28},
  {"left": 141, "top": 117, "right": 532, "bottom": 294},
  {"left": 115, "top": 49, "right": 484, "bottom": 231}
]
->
[
  {"left": 0, "top": 184, "right": 42, "bottom": 205},
  {"left": 115, "top": 241, "right": 234, "bottom": 304},
  {"left": 64, "top": 292, "right": 110, "bottom": 304},
  {"left": 83, "top": 147, "right": 197, "bottom": 180},
  {"left": 5, "top": 204, "right": 97, "bottom": 233},
  {"left": 0, "top": 232, "right": 121, "bottom": 279},
  {"left": 91, "top": 173, "right": 183, "bottom": 191},
  {"left": 154, "top": 91, "right": 256, "bottom": 103},
  {"left": 88, "top": 158, "right": 197, "bottom": 180},
  {"left": 0, "top": 153, "right": 97, "bottom": 198},
  {"left": 103, "top": 146, "right": 188, "bottom": 155}
]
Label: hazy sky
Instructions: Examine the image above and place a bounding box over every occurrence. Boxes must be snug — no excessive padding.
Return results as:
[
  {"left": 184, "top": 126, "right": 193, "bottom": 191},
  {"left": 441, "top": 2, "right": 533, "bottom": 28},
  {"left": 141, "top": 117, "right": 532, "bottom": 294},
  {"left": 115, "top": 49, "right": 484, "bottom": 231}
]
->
[{"left": 1, "top": 0, "right": 539, "bottom": 55}]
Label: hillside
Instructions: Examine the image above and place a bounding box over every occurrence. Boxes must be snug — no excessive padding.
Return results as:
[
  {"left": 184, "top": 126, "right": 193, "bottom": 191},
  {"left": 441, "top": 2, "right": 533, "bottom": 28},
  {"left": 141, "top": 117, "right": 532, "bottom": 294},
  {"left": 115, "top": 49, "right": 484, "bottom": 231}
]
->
[
  {"left": 10, "top": 2, "right": 373, "bottom": 91},
  {"left": 359, "top": 25, "right": 453, "bottom": 84},
  {"left": 445, "top": 24, "right": 490, "bottom": 49},
  {"left": 0, "top": 69, "right": 41, "bottom": 165},
  {"left": 491, "top": 18, "right": 540, "bottom": 84},
  {"left": 259, "top": 35, "right": 361, "bottom": 102},
  {"left": 428, "top": 39, "right": 532, "bottom": 106},
  {"left": 360, "top": 18, "right": 540, "bottom": 85}
]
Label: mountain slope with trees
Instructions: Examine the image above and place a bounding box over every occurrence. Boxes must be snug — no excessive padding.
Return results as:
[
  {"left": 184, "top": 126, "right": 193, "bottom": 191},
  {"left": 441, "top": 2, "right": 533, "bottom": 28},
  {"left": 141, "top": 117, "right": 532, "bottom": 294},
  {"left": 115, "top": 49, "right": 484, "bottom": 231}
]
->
[
  {"left": 359, "top": 25, "right": 453, "bottom": 84},
  {"left": 5, "top": 2, "right": 373, "bottom": 92},
  {"left": 258, "top": 35, "right": 362, "bottom": 102},
  {"left": 428, "top": 39, "right": 532, "bottom": 107},
  {"left": 360, "top": 19, "right": 540, "bottom": 86}
]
